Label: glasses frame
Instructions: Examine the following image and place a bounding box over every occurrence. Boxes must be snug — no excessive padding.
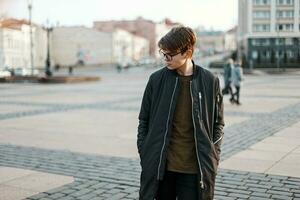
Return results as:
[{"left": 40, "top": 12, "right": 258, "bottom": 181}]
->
[{"left": 159, "top": 49, "right": 182, "bottom": 61}]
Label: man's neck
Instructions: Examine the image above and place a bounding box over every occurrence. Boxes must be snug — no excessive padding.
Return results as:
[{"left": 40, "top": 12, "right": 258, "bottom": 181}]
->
[{"left": 176, "top": 59, "right": 193, "bottom": 76}]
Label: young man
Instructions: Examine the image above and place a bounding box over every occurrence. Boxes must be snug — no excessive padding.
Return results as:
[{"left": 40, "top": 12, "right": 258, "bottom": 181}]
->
[{"left": 137, "top": 26, "right": 224, "bottom": 200}]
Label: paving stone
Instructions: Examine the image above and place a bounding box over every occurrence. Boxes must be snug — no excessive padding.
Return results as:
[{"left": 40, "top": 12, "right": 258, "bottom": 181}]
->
[{"left": 0, "top": 72, "right": 300, "bottom": 199}]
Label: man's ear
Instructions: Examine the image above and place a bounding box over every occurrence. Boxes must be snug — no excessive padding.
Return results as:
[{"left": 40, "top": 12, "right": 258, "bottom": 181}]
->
[{"left": 185, "top": 49, "right": 193, "bottom": 58}]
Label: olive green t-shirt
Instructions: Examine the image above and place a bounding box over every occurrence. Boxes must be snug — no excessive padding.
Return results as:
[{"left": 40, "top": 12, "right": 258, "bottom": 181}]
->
[{"left": 166, "top": 75, "right": 198, "bottom": 174}]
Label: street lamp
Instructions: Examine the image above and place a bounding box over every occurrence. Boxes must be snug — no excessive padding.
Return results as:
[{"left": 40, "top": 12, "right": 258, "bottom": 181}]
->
[
  {"left": 276, "top": 25, "right": 281, "bottom": 71},
  {"left": 45, "top": 19, "right": 52, "bottom": 77},
  {"left": 27, "top": 0, "right": 34, "bottom": 76},
  {"left": 275, "top": 6, "right": 282, "bottom": 72}
]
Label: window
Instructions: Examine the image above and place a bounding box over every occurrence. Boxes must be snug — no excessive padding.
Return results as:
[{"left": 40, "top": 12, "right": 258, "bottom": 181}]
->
[
  {"left": 261, "top": 39, "right": 270, "bottom": 46},
  {"left": 286, "top": 50, "right": 294, "bottom": 58},
  {"left": 275, "top": 38, "right": 285, "bottom": 45},
  {"left": 254, "top": 11, "right": 271, "bottom": 19},
  {"left": 277, "top": 0, "right": 284, "bottom": 4},
  {"left": 285, "top": 38, "right": 293, "bottom": 45},
  {"left": 265, "top": 51, "right": 271, "bottom": 58},
  {"left": 276, "top": 24, "right": 294, "bottom": 31},
  {"left": 277, "top": 10, "right": 294, "bottom": 18},
  {"left": 286, "top": 24, "right": 293, "bottom": 31},
  {"left": 275, "top": 50, "right": 284, "bottom": 58},
  {"left": 252, "top": 51, "right": 258, "bottom": 59},
  {"left": 251, "top": 39, "right": 260, "bottom": 46},
  {"left": 253, "top": 24, "right": 270, "bottom": 32},
  {"left": 254, "top": 0, "right": 270, "bottom": 5},
  {"left": 286, "top": 10, "right": 294, "bottom": 18},
  {"left": 251, "top": 39, "right": 270, "bottom": 46},
  {"left": 276, "top": 0, "right": 294, "bottom": 5}
]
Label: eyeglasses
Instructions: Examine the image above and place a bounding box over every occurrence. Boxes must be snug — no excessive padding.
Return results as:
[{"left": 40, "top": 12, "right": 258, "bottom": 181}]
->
[{"left": 159, "top": 49, "right": 182, "bottom": 61}]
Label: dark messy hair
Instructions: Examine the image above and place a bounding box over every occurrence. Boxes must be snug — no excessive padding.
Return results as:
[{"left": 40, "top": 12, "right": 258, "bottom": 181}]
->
[{"left": 158, "top": 26, "right": 196, "bottom": 55}]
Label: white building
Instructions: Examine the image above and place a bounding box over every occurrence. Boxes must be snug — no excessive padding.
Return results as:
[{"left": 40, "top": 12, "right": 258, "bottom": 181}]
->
[
  {"left": 238, "top": 0, "right": 300, "bottom": 68},
  {"left": 0, "top": 18, "right": 47, "bottom": 70},
  {"left": 196, "top": 31, "right": 225, "bottom": 56},
  {"left": 224, "top": 26, "right": 238, "bottom": 52},
  {"left": 94, "top": 17, "right": 177, "bottom": 58},
  {"left": 51, "top": 26, "right": 150, "bottom": 67},
  {"left": 132, "top": 34, "right": 150, "bottom": 61},
  {"left": 51, "top": 26, "right": 113, "bottom": 66}
]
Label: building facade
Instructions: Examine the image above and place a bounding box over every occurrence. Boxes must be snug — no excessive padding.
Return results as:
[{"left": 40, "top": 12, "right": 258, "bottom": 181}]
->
[
  {"left": 0, "top": 18, "right": 47, "bottom": 70},
  {"left": 51, "top": 26, "right": 149, "bottom": 67},
  {"left": 51, "top": 26, "right": 113, "bottom": 66},
  {"left": 93, "top": 17, "right": 176, "bottom": 57},
  {"left": 224, "top": 26, "right": 238, "bottom": 52},
  {"left": 238, "top": 0, "right": 300, "bottom": 68},
  {"left": 196, "top": 30, "right": 225, "bottom": 56}
]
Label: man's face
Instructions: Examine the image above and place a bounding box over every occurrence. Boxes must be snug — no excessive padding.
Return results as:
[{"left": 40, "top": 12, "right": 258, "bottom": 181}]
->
[{"left": 159, "top": 49, "right": 189, "bottom": 70}]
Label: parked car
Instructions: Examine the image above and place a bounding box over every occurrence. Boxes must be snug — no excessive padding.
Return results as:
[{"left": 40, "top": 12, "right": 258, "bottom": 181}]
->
[
  {"left": 138, "top": 57, "right": 157, "bottom": 66},
  {"left": 0, "top": 69, "right": 11, "bottom": 77},
  {"left": 14, "top": 67, "right": 39, "bottom": 76}
]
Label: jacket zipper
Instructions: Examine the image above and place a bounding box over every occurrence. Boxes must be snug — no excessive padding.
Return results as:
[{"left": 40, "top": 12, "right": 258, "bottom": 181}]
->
[
  {"left": 214, "top": 135, "right": 223, "bottom": 144},
  {"left": 213, "top": 94, "right": 223, "bottom": 144},
  {"left": 198, "top": 92, "right": 204, "bottom": 129},
  {"left": 157, "top": 77, "right": 178, "bottom": 180},
  {"left": 190, "top": 81, "right": 204, "bottom": 189}
]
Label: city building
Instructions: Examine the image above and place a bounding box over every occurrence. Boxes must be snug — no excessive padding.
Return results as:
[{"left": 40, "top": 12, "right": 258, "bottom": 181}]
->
[
  {"left": 93, "top": 17, "right": 178, "bottom": 57},
  {"left": 224, "top": 26, "right": 238, "bottom": 52},
  {"left": 0, "top": 18, "right": 47, "bottom": 70},
  {"left": 238, "top": 0, "right": 300, "bottom": 68},
  {"left": 195, "top": 29, "right": 225, "bottom": 56},
  {"left": 51, "top": 26, "right": 149, "bottom": 67}
]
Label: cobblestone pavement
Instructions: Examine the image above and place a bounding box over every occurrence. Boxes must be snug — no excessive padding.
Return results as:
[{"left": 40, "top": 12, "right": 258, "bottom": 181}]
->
[{"left": 0, "top": 67, "right": 300, "bottom": 199}]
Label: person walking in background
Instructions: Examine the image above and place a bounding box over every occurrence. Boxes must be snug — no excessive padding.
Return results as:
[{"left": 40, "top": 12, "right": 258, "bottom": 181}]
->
[
  {"left": 222, "top": 58, "right": 234, "bottom": 103},
  {"left": 137, "top": 26, "right": 224, "bottom": 200},
  {"left": 231, "top": 61, "right": 243, "bottom": 105}
]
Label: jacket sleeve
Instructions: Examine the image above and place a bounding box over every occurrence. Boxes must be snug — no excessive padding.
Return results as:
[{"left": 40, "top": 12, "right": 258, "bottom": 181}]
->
[
  {"left": 213, "top": 77, "right": 225, "bottom": 160},
  {"left": 137, "top": 76, "right": 152, "bottom": 155}
]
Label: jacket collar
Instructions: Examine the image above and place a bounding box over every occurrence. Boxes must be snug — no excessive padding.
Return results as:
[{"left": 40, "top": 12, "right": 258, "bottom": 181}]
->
[{"left": 167, "top": 59, "right": 199, "bottom": 79}]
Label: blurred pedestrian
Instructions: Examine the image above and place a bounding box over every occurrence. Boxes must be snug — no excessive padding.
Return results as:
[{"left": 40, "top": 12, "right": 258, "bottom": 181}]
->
[
  {"left": 222, "top": 58, "right": 234, "bottom": 103},
  {"left": 231, "top": 61, "right": 243, "bottom": 105},
  {"left": 68, "top": 66, "right": 73, "bottom": 75},
  {"left": 116, "top": 63, "right": 122, "bottom": 73},
  {"left": 137, "top": 26, "right": 224, "bottom": 200}
]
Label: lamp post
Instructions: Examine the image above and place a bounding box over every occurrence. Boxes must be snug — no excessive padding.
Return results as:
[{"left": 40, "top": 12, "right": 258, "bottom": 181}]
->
[
  {"left": 276, "top": 8, "right": 281, "bottom": 72},
  {"left": 45, "top": 19, "right": 52, "bottom": 77},
  {"left": 27, "top": 0, "right": 34, "bottom": 76}
]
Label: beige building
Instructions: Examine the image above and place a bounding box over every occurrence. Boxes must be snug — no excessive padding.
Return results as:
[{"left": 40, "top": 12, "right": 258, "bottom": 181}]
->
[
  {"left": 224, "top": 26, "right": 238, "bottom": 51},
  {"left": 0, "top": 18, "right": 47, "bottom": 70},
  {"left": 111, "top": 28, "right": 149, "bottom": 64},
  {"left": 51, "top": 26, "right": 112, "bottom": 66},
  {"left": 51, "top": 26, "right": 149, "bottom": 66},
  {"left": 93, "top": 17, "right": 177, "bottom": 57},
  {"left": 196, "top": 31, "right": 225, "bottom": 56},
  {"left": 238, "top": 0, "right": 300, "bottom": 68}
]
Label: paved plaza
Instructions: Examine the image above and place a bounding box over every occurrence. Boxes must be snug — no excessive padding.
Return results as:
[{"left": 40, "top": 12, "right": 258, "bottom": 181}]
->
[{"left": 0, "top": 66, "right": 300, "bottom": 200}]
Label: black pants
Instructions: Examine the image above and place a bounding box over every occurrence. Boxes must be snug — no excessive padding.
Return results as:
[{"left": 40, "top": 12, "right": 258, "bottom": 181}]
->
[
  {"left": 156, "top": 171, "right": 199, "bottom": 200},
  {"left": 222, "top": 83, "right": 233, "bottom": 96},
  {"left": 232, "top": 86, "right": 240, "bottom": 103}
]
